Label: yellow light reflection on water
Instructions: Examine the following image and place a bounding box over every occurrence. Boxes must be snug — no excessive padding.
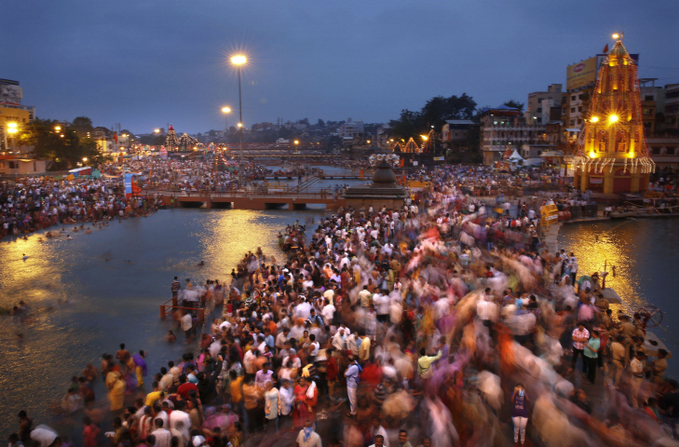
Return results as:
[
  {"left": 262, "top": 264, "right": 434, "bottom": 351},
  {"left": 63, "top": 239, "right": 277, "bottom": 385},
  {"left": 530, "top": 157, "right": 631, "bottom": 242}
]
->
[
  {"left": 562, "top": 220, "right": 647, "bottom": 310},
  {"left": 200, "top": 210, "right": 290, "bottom": 276}
]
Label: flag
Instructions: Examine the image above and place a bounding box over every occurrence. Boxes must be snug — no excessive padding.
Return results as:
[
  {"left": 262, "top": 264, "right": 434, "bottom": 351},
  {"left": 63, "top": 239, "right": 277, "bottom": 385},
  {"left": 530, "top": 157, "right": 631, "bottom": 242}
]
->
[
  {"left": 113, "top": 132, "right": 118, "bottom": 143},
  {"left": 399, "top": 158, "right": 405, "bottom": 168},
  {"left": 603, "top": 44, "right": 609, "bottom": 53}
]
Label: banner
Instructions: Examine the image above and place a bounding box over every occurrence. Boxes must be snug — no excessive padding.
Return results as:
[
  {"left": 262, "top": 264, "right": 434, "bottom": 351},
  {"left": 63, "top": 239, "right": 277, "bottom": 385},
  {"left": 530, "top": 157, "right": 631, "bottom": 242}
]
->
[
  {"left": 566, "top": 57, "right": 597, "bottom": 91},
  {"left": 124, "top": 173, "right": 141, "bottom": 199}
]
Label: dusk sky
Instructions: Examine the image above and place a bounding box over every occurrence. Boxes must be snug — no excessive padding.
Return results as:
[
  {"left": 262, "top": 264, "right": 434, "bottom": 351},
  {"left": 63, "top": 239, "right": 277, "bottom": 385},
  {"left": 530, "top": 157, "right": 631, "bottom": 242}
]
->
[{"left": 4, "top": 0, "right": 679, "bottom": 135}]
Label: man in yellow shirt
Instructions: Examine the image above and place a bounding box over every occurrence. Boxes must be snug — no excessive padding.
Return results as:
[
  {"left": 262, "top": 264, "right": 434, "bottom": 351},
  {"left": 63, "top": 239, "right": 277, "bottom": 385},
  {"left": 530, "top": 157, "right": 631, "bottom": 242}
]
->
[
  {"left": 359, "top": 333, "right": 371, "bottom": 362},
  {"left": 417, "top": 348, "right": 442, "bottom": 379},
  {"left": 145, "top": 382, "right": 164, "bottom": 407}
]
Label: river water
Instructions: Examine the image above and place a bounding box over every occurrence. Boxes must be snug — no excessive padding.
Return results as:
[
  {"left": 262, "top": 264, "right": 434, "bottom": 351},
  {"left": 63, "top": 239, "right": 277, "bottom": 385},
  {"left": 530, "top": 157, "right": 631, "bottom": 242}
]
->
[
  {"left": 559, "top": 218, "right": 679, "bottom": 378},
  {"left": 0, "top": 208, "right": 325, "bottom": 437},
  {"left": 1, "top": 203, "right": 678, "bottom": 438}
]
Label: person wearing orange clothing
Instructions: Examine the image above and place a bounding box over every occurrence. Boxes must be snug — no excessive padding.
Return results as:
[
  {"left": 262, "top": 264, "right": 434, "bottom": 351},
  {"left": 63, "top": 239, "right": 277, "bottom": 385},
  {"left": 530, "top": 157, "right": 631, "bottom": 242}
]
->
[{"left": 293, "top": 377, "right": 318, "bottom": 429}]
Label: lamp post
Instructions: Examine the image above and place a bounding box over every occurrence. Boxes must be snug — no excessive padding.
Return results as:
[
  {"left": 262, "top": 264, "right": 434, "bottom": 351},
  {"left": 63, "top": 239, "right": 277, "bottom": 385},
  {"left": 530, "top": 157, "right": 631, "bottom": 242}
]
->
[
  {"left": 221, "top": 107, "right": 231, "bottom": 144},
  {"left": 6, "top": 122, "right": 18, "bottom": 180},
  {"left": 231, "top": 54, "right": 246, "bottom": 166}
]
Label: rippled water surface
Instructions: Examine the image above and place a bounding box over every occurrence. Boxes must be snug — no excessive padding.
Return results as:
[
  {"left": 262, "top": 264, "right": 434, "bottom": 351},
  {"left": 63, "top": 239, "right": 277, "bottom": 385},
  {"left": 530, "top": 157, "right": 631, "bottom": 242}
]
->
[
  {"left": 559, "top": 218, "right": 679, "bottom": 377},
  {"left": 0, "top": 208, "right": 323, "bottom": 436}
]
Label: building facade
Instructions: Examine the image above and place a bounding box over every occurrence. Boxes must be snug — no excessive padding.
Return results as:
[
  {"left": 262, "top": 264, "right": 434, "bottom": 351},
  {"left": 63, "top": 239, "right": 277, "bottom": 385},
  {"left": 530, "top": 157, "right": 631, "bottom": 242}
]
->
[
  {"left": 664, "top": 83, "right": 679, "bottom": 130},
  {"left": 480, "top": 106, "right": 546, "bottom": 166},
  {"left": 338, "top": 119, "right": 364, "bottom": 139},
  {"left": 526, "top": 84, "right": 562, "bottom": 125}
]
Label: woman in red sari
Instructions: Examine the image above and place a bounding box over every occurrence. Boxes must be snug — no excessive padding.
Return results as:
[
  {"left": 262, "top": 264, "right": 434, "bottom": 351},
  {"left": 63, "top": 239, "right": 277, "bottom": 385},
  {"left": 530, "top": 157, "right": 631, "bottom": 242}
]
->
[{"left": 292, "top": 377, "right": 318, "bottom": 429}]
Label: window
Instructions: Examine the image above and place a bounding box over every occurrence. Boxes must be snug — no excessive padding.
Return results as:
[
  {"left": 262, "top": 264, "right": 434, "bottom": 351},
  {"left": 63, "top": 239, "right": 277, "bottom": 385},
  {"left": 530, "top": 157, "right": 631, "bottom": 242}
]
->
[
  {"left": 645, "top": 95, "right": 654, "bottom": 101},
  {"left": 578, "top": 107, "right": 582, "bottom": 112},
  {"left": 667, "top": 147, "right": 676, "bottom": 155},
  {"left": 579, "top": 94, "right": 584, "bottom": 100},
  {"left": 570, "top": 119, "right": 575, "bottom": 125},
  {"left": 652, "top": 147, "right": 661, "bottom": 155},
  {"left": 571, "top": 108, "right": 575, "bottom": 113},
  {"left": 572, "top": 95, "right": 576, "bottom": 101},
  {"left": 8, "top": 161, "right": 17, "bottom": 169}
]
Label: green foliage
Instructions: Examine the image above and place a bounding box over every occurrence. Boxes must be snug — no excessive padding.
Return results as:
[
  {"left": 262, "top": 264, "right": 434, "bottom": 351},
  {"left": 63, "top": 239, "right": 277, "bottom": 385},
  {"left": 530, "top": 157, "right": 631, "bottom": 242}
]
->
[
  {"left": 502, "top": 100, "right": 525, "bottom": 113},
  {"left": 71, "top": 116, "right": 94, "bottom": 136},
  {"left": 27, "top": 119, "right": 109, "bottom": 170},
  {"left": 390, "top": 93, "right": 477, "bottom": 142}
]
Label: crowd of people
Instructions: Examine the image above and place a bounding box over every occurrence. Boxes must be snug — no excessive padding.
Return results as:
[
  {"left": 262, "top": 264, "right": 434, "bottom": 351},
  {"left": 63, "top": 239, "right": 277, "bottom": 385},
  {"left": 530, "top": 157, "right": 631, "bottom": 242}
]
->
[
  {"left": 5, "top": 164, "right": 679, "bottom": 447},
  {"left": 0, "top": 177, "right": 160, "bottom": 240}
]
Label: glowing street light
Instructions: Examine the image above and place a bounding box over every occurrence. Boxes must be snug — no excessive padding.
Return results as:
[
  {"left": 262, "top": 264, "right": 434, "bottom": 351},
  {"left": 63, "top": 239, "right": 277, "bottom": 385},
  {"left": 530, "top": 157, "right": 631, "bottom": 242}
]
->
[
  {"left": 231, "top": 54, "right": 247, "bottom": 165},
  {"left": 54, "top": 125, "right": 62, "bottom": 132},
  {"left": 609, "top": 114, "right": 619, "bottom": 123},
  {"left": 421, "top": 135, "right": 429, "bottom": 141},
  {"left": 82, "top": 157, "right": 88, "bottom": 163},
  {"left": 154, "top": 128, "right": 160, "bottom": 134},
  {"left": 6, "top": 122, "right": 19, "bottom": 178},
  {"left": 221, "top": 106, "right": 231, "bottom": 140},
  {"left": 590, "top": 116, "right": 599, "bottom": 123}
]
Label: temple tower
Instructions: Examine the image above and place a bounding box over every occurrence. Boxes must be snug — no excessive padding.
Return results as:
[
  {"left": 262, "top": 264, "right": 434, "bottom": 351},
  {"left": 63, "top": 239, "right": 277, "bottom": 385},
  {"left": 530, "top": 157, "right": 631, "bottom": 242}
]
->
[{"left": 573, "top": 34, "right": 654, "bottom": 194}]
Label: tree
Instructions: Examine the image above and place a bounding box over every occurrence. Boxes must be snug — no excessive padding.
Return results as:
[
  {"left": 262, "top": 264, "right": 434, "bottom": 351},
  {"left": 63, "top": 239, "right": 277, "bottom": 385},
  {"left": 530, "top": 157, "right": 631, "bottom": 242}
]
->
[
  {"left": 502, "top": 100, "right": 525, "bottom": 113},
  {"left": 390, "top": 93, "right": 478, "bottom": 142},
  {"left": 389, "top": 109, "right": 423, "bottom": 142},
  {"left": 317, "top": 119, "right": 325, "bottom": 128},
  {"left": 71, "top": 116, "right": 94, "bottom": 136},
  {"left": 27, "top": 119, "right": 109, "bottom": 170}
]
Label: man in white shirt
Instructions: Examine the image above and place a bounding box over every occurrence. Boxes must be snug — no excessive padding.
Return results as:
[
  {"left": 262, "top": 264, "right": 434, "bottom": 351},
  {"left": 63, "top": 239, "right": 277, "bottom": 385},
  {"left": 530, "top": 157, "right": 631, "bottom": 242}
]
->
[
  {"left": 243, "top": 345, "right": 258, "bottom": 375},
  {"left": 373, "top": 292, "right": 390, "bottom": 324},
  {"left": 152, "top": 419, "right": 172, "bottom": 447},
  {"left": 322, "top": 299, "right": 336, "bottom": 325},
  {"left": 332, "top": 327, "right": 348, "bottom": 352},
  {"left": 169, "top": 401, "right": 190, "bottom": 444}
]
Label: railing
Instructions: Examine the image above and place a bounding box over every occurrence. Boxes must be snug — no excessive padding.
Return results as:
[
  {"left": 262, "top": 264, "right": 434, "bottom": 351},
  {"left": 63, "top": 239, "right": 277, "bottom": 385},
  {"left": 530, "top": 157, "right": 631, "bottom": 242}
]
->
[
  {"left": 142, "top": 187, "right": 344, "bottom": 200},
  {"left": 159, "top": 297, "right": 205, "bottom": 323}
]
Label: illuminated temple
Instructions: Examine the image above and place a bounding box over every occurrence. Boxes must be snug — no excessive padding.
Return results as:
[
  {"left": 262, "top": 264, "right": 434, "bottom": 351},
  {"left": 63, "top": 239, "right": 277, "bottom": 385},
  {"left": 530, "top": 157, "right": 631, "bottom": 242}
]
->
[{"left": 573, "top": 34, "right": 655, "bottom": 194}]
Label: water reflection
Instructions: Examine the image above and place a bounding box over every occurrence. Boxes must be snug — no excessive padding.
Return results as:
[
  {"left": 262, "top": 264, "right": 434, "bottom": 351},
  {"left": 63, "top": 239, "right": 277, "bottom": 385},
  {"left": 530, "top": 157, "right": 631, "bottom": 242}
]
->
[
  {"left": 560, "top": 219, "right": 645, "bottom": 308},
  {"left": 559, "top": 218, "right": 679, "bottom": 375},
  {"left": 0, "top": 208, "right": 324, "bottom": 436}
]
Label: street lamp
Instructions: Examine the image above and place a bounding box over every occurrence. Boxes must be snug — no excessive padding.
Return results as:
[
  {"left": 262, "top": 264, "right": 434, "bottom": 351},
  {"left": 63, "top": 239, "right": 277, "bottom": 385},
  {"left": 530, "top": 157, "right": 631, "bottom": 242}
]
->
[
  {"left": 6, "top": 122, "right": 18, "bottom": 179},
  {"left": 221, "top": 107, "right": 231, "bottom": 142},
  {"left": 231, "top": 54, "right": 247, "bottom": 165}
]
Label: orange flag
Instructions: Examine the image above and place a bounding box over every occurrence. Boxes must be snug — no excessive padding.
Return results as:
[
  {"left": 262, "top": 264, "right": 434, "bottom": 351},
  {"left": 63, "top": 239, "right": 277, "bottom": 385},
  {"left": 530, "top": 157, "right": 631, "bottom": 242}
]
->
[{"left": 603, "top": 44, "right": 609, "bottom": 53}]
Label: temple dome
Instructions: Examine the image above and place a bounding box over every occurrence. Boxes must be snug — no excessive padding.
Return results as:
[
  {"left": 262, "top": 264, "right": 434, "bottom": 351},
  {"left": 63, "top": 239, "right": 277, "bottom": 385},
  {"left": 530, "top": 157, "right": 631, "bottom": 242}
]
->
[{"left": 372, "top": 161, "right": 397, "bottom": 185}]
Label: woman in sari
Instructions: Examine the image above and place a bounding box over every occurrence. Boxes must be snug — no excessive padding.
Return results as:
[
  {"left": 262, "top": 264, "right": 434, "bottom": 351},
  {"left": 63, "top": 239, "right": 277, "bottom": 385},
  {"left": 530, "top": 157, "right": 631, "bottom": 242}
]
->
[
  {"left": 105, "top": 364, "right": 125, "bottom": 411},
  {"left": 292, "top": 377, "right": 318, "bottom": 429}
]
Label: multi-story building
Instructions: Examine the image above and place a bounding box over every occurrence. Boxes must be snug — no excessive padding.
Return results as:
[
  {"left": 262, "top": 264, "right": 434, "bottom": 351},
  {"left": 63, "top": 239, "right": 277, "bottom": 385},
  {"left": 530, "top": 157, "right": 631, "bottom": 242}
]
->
[
  {"left": 664, "top": 83, "right": 679, "bottom": 131},
  {"left": 339, "top": 118, "right": 364, "bottom": 139},
  {"left": 638, "top": 79, "right": 665, "bottom": 135},
  {"left": 1, "top": 79, "right": 34, "bottom": 151},
  {"left": 442, "top": 120, "right": 475, "bottom": 143},
  {"left": 480, "top": 106, "right": 546, "bottom": 166},
  {"left": 525, "top": 84, "right": 562, "bottom": 125},
  {"left": 647, "top": 137, "right": 679, "bottom": 170}
]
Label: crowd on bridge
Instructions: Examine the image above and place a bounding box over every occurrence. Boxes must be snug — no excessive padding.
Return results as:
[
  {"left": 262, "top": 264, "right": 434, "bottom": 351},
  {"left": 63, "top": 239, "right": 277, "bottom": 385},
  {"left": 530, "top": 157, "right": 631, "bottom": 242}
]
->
[{"left": 8, "top": 162, "right": 678, "bottom": 447}]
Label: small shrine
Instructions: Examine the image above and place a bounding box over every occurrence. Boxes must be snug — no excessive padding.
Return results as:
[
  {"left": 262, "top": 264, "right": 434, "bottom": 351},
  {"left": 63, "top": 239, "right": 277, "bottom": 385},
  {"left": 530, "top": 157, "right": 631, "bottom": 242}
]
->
[{"left": 344, "top": 154, "right": 407, "bottom": 209}]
